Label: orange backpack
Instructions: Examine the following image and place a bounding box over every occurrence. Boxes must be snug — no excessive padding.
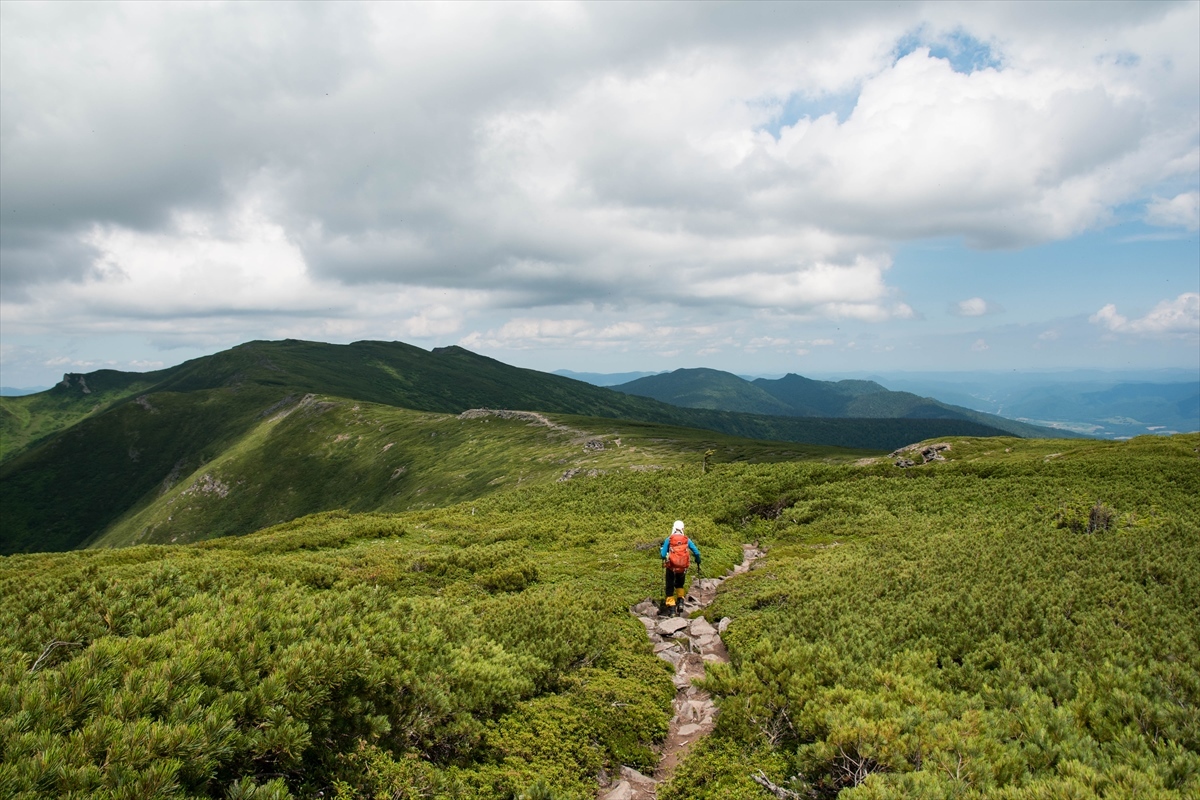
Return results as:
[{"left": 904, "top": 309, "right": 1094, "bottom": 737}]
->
[{"left": 666, "top": 531, "right": 690, "bottom": 572}]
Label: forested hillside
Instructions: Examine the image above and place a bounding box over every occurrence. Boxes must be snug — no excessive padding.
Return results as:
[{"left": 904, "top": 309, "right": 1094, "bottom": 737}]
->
[
  {"left": 614, "top": 368, "right": 1070, "bottom": 439},
  {"left": 1, "top": 339, "right": 1025, "bottom": 555},
  {"left": 2, "top": 434, "right": 1197, "bottom": 799}
]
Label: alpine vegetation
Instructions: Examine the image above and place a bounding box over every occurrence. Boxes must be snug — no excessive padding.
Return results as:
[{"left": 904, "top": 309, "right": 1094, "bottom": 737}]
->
[{"left": 2, "top": 434, "right": 1197, "bottom": 798}]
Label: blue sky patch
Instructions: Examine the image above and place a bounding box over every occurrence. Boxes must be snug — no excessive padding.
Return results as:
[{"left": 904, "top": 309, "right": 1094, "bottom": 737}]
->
[
  {"left": 757, "top": 90, "right": 861, "bottom": 138},
  {"left": 896, "top": 27, "right": 1002, "bottom": 74}
]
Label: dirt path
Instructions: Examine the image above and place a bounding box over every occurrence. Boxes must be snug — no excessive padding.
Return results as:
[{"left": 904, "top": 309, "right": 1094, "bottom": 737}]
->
[{"left": 600, "top": 544, "right": 765, "bottom": 800}]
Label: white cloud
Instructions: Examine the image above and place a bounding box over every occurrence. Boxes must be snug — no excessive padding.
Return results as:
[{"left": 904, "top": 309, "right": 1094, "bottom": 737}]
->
[
  {"left": 971, "top": 338, "right": 990, "bottom": 351},
  {"left": 1145, "top": 192, "right": 1200, "bottom": 230},
  {"left": 1, "top": 2, "right": 1197, "bottom": 378},
  {"left": 1090, "top": 293, "right": 1200, "bottom": 336},
  {"left": 686, "top": 256, "right": 893, "bottom": 314},
  {"left": 954, "top": 297, "right": 996, "bottom": 316},
  {"left": 45, "top": 356, "right": 98, "bottom": 368}
]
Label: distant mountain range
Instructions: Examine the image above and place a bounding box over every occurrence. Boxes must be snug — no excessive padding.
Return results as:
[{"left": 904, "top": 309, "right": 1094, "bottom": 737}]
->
[
  {"left": 871, "top": 375, "right": 1198, "bottom": 439},
  {"left": 1, "top": 339, "right": 1073, "bottom": 554},
  {"left": 611, "top": 368, "right": 1064, "bottom": 439},
  {"left": 0, "top": 386, "right": 50, "bottom": 397}
]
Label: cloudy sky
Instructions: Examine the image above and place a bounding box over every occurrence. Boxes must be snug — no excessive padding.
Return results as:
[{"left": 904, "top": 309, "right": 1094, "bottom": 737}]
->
[{"left": 2, "top": 1, "right": 1198, "bottom": 387}]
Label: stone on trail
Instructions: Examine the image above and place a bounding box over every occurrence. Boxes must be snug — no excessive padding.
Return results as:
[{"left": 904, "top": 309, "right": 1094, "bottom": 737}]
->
[
  {"left": 693, "top": 634, "right": 720, "bottom": 651},
  {"left": 689, "top": 617, "right": 717, "bottom": 637},
  {"left": 600, "top": 781, "right": 634, "bottom": 800},
  {"left": 656, "top": 648, "right": 683, "bottom": 666},
  {"left": 637, "top": 616, "right": 656, "bottom": 631},
  {"left": 631, "top": 600, "right": 659, "bottom": 617},
  {"left": 656, "top": 617, "right": 689, "bottom": 636},
  {"left": 717, "top": 617, "right": 732, "bottom": 633},
  {"left": 677, "top": 723, "right": 703, "bottom": 737},
  {"left": 682, "top": 699, "right": 710, "bottom": 722},
  {"left": 620, "top": 766, "right": 655, "bottom": 786}
]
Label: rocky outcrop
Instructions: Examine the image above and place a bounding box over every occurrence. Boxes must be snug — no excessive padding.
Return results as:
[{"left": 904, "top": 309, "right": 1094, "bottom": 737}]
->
[
  {"left": 57, "top": 373, "right": 91, "bottom": 394},
  {"left": 458, "top": 408, "right": 573, "bottom": 431},
  {"left": 182, "top": 474, "right": 230, "bottom": 499},
  {"left": 891, "top": 441, "right": 951, "bottom": 467}
]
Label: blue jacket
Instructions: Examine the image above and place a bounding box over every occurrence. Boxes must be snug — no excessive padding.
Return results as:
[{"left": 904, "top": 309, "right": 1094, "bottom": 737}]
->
[{"left": 661, "top": 535, "right": 701, "bottom": 563}]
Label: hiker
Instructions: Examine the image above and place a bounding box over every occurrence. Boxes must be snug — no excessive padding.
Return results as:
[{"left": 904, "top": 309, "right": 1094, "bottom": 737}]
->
[{"left": 661, "top": 520, "right": 701, "bottom": 615}]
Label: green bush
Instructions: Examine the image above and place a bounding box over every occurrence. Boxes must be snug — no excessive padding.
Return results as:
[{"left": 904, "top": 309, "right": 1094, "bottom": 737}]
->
[{"left": 2, "top": 433, "right": 1197, "bottom": 797}]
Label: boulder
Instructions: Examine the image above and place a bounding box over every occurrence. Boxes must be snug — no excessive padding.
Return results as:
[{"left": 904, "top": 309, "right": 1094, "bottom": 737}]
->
[
  {"left": 631, "top": 600, "right": 659, "bottom": 617},
  {"left": 600, "top": 781, "right": 633, "bottom": 800},
  {"left": 656, "top": 648, "right": 683, "bottom": 666},
  {"left": 656, "top": 617, "right": 689, "bottom": 636},
  {"left": 637, "top": 616, "right": 657, "bottom": 631},
  {"left": 620, "top": 766, "right": 655, "bottom": 787},
  {"left": 689, "top": 617, "right": 717, "bottom": 637},
  {"left": 717, "top": 617, "right": 732, "bottom": 633},
  {"left": 677, "top": 723, "right": 703, "bottom": 737},
  {"left": 894, "top": 458, "right": 915, "bottom": 468},
  {"left": 682, "top": 699, "right": 710, "bottom": 722}
]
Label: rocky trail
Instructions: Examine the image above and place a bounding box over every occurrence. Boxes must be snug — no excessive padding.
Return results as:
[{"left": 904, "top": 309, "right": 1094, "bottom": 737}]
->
[{"left": 600, "top": 544, "right": 765, "bottom": 800}]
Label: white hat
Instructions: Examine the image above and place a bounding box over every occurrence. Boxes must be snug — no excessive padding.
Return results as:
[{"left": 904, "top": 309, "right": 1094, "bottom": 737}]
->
[{"left": 673, "top": 520, "right": 685, "bottom": 532}]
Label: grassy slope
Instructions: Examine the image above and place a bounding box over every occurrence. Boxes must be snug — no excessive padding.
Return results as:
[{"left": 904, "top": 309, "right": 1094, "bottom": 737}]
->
[
  {"left": 1, "top": 435, "right": 1196, "bottom": 799},
  {"left": 0, "top": 385, "right": 288, "bottom": 554},
  {"left": 1, "top": 339, "right": 1020, "bottom": 555},
  {"left": 94, "top": 400, "right": 872, "bottom": 549},
  {"left": 0, "top": 369, "right": 167, "bottom": 463}
]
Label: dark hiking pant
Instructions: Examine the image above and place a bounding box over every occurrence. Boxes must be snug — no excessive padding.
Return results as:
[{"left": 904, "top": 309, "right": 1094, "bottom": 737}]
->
[{"left": 665, "top": 569, "right": 687, "bottom": 598}]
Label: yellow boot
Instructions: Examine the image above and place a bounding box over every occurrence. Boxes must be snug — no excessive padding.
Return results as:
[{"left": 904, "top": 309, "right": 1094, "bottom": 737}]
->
[
  {"left": 664, "top": 595, "right": 676, "bottom": 615},
  {"left": 674, "top": 587, "right": 687, "bottom": 615}
]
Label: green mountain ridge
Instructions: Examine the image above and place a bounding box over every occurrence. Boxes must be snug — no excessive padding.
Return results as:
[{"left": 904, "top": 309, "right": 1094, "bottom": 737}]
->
[
  {"left": 617, "top": 367, "right": 1072, "bottom": 438},
  {"left": 6, "top": 338, "right": 988, "bottom": 555},
  {"left": 1, "top": 339, "right": 1080, "bottom": 555}
]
